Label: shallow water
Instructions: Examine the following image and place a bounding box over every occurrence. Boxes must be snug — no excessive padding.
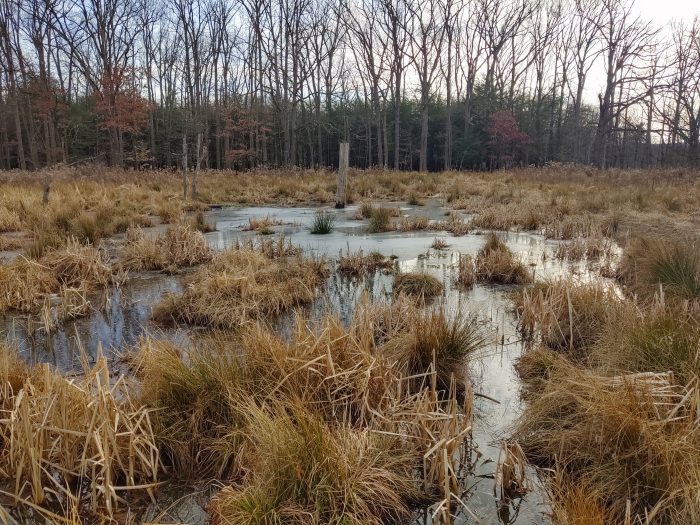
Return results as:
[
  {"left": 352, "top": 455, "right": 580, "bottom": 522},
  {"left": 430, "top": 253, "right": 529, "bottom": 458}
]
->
[{"left": 0, "top": 200, "right": 615, "bottom": 524}]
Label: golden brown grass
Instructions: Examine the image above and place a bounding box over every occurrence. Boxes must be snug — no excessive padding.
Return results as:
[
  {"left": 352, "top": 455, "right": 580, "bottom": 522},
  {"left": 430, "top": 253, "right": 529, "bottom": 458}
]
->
[
  {"left": 514, "top": 280, "right": 618, "bottom": 357},
  {"left": 430, "top": 213, "right": 471, "bottom": 236},
  {"left": 119, "top": 223, "right": 212, "bottom": 273},
  {"left": 618, "top": 236, "right": 700, "bottom": 302},
  {"left": 553, "top": 236, "right": 614, "bottom": 261},
  {"left": 457, "top": 255, "right": 477, "bottom": 288},
  {"left": 138, "top": 299, "right": 477, "bottom": 522},
  {"left": 395, "top": 214, "right": 429, "bottom": 232},
  {"left": 393, "top": 272, "right": 443, "bottom": 298},
  {"left": 0, "top": 239, "right": 117, "bottom": 314},
  {"left": 475, "top": 233, "right": 532, "bottom": 285},
  {"left": 514, "top": 252, "right": 700, "bottom": 524},
  {"left": 337, "top": 249, "right": 393, "bottom": 277},
  {"left": 593, "top": 301, "right": 700, "bottom": 385},
  {"left": 381, "top": 308, "right": 487, "bottom": 393},
  {"left": 431, "top": 237, "right": 449, "bottom": 250},
  {"left": 152, "top": 247, "right": 328, "bottom": 328},
  {"left": 0, "top": 349, "right": 159, "bottom": 519},
  {"left": 514, "top": 363, "right": 700, "bottom": 524},
  {"left": 1, "top": 165, "right": 698, "bottom": 264},
  {"left": 243, "top": 215, "right": 283, "bottom": 234}
]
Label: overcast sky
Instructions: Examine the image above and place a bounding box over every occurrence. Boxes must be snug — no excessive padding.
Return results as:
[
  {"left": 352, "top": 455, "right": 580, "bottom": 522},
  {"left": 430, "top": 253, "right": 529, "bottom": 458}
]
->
[
  {"left": 636, "top": 0, "right": 699, "bottom": 24},
  {"left": 582, "top": 0, "right": 699, "bottom": 103}
]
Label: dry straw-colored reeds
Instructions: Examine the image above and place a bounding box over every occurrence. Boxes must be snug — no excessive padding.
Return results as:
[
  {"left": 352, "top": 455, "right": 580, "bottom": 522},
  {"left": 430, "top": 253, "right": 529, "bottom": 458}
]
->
[
  {"left": 337, "top": 248, "right": 393, "bottom": 277},
  {"left": 152, "top": 246, "right": 329, "bottom": 329},
  {"left": 459, "top": 233, "right": 532, "bottom": 286},
  {"left": 514, "top": 363, "right": 700, "bottom": 524},
  {"left": 393, "top": 272, "right": 444, "bottom": 298},
  {"left": 0, "top": 238, "right": 118, "bottom": 316},
  {"left": 120, "top": 223, "right": 212, "bottom": 273},
  {"left": 0, "top": 347, "right": 159, "bottom": 520},
  {"left": 137, "top": 297, "right": 485, "bottom": 524}
]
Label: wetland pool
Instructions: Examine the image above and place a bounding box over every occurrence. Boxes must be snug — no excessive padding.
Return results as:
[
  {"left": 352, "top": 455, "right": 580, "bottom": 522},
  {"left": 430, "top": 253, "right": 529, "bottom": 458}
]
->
[{"left": 1, "top": 201, "right": 615, "bottom": 524}]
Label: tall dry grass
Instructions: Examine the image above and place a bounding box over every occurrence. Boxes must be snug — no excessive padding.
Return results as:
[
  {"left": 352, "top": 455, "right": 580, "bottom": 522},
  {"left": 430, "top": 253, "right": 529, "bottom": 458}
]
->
[
  {"left": 138, "top": 298, "right": 479, "bottom": 522},
  {"left": 152, "top": 247, "right": 328, "bottom": 328},
  {"left": 514, "top": 280, "right": 618, "bottom": 357},
  {"left": 393, "top": 272, "right": 444, "bottom": 298},
  {"left": 474, "top": 234, "right": 532, "bottom": 285},
  {"left": 0, "top": 238, "right": 118, "bottom": 315},
  {"left": 0, "top": 349, "right": 159, "bottom": 519},
  {"left": 619, "top": 237, "right": 700, "bottom": 302},
  {"left": 514, "top": 364, "right": 700, "bottom": 524},
  {"left": 119, "top": 223, "right": 212, "bottom": 272}
]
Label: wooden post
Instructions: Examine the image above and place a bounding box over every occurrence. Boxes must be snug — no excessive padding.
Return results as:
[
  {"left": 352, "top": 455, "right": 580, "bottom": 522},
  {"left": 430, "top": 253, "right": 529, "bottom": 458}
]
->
[
  {"left": 336, "top": 142, "right": 349, "bottom": 208},
  {"left": 182, "top": 133, "right": 188, "bottom": 199}
]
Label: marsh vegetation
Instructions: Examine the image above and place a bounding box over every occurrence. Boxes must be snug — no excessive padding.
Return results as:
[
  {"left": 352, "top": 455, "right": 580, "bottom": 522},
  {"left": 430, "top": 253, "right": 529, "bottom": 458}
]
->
[{"left": 0, "top": 166, "right": 699, "bottom": 524}]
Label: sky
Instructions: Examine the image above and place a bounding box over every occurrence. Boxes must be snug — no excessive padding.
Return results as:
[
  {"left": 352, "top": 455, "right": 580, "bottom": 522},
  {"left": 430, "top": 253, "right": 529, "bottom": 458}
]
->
[
  {"left": 635, "top": 0, "right": 699, "bottom": 24},
  {"left": 582, "top": 0, "right": 699, "bottom": 104}
]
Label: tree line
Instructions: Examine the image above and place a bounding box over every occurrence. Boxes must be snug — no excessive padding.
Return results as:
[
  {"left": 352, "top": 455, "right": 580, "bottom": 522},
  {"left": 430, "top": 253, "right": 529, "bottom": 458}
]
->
[{"left": 0, "top": 0, "right": 698, "bottom": 173}]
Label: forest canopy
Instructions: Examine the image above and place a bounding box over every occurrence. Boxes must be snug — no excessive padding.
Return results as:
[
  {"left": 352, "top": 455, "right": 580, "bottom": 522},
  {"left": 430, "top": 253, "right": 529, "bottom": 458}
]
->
[{"left": 0, "top": 0, "right": 698, "bottom": 172}]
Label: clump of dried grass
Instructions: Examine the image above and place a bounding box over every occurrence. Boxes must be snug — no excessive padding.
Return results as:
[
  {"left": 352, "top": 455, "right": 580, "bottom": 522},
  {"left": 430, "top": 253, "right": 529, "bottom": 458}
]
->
[
  {"left": 152, "top": 248, "right": 328, "bottom": 329},
  {"left": 393, "top": 272, "right": 443, "bottom": 298},
  {"left": 243, "top": 215, "right": 282, "bottom": 234},
  {"left": 543, "top": 215, "right": 599, "bottom": 240},
  {"left": 475, "top": 234, "right": 532, "bottom": 285},
  {"left": 0, "top": 207, "right": 21, "bottom": 233},
  {"left": 381, "top": 308, "right": 487, "bottom": 393},
  {"left": 120, "top": 223, "right": 212, "bottom": 272},
  {"left": 0, "top": 350, "right": 159, "bottom": 518},
  {"left": 514, "top": 364, "right": 700, "bottom": 524},
  {"left": 367, "top": 206, "right": 393, "bottom": 233},
  {"left": 471, "top": 203, "right": 547, "bottom": 232},
  {"left": 0, "top": 343, "right": 28, "bottom": 409},
  {"left": 210, "top": 401, "right": 419, "bottom": 525},
  {"left": 0, "top": 258, "right": 59, "bottom": 313},
  {"left": 0, "top": 239, "right": 117, "bottom": 314},
  {"left": 431, "top": 237, "right": 449, "bottom": 250},
  {"left": 457, "top": 254, "right": 477, "bottom": 288},
  {"left": 553, "top": 236, "right": 614, "bottom": 261},
  {"left": 134, "top": 338, "right": 243, "bottom": 478},
  {"left": 40, "top": 237, "right": 114, "bottom": 289},
  {"left": 547, "top": 470, "right": 608, "bottom": 525},
  {"left": 232, "top": 236, "right": 302, "bottom": 258},
  {"left": 430, "top": 213, "right": 470, "bottom": 236},
  {"left": 139, "top": 299, "right": 477, "bottom": 522},
  {"left": 395, "top": 215, "right": 429, "bottom": 232},
  {"left": 618, "top": 236, "right": 700, "bottom": 302},
  {"left": 514, "top": 280, "right": 618, "bottom": 357},
  {"left": 337, "top": 249, "right": 393, "bottom": 277},
  {"left": 191, "top": 210, "right": 215, "bottom": 233},
  {"left": 593, "top": 301, "right": 700, "bottom": 385}
]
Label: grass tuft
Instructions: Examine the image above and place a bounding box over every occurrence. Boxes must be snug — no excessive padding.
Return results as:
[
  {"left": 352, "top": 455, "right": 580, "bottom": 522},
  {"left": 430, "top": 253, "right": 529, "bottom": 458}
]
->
[
  {"left": 152, "top": 248, "right": 329, "bottom": 328},
  {"left": 393, "top": 272, "right": 443, "bottom": 298},
  {"left": 310, "top": 210, "right": 336, "bottom": 234},
  {"left": 515, "top": 364, "right": 700, "bottom": 524},
  {"left": 120, "top": 224, "right": 212, "bottom": 272},
  {"left": 619, "top": 237, "right": 700, "bottom": 301},
  {"left": 367, "top": 207, "right": 392, "bottom": 233},
  {"left": 474, "top": 234, "right": 532, "bottom": 284}
]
